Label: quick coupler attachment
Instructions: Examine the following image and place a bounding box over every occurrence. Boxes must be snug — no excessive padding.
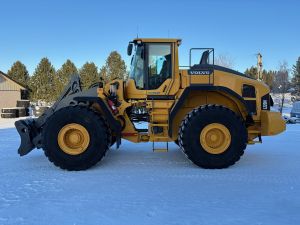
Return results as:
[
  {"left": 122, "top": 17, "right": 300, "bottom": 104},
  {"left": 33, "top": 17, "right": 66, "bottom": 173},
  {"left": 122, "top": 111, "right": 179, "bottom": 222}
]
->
[{"left": 15, "top": 119, "right": 39, "bottom": 156}]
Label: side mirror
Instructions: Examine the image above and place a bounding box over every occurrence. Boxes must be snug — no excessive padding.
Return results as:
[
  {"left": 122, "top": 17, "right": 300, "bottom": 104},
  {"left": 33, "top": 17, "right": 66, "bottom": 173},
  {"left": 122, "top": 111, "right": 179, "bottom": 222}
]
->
[{"left": 127, "top": 43, "right": 133, "bottom": 56}]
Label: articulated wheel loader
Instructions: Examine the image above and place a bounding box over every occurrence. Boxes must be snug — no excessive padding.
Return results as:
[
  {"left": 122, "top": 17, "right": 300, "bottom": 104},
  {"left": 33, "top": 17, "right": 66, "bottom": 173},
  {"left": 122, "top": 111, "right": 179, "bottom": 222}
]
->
[{"left": 15, "top": 38, "right": 286, "bottom": 170}]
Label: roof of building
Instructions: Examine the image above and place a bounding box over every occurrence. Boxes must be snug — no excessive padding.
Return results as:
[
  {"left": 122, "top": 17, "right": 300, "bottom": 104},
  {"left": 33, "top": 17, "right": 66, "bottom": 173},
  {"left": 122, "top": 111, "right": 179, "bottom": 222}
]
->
[{"left": 0, "top": 70, "right": 28, "bottom": 90}]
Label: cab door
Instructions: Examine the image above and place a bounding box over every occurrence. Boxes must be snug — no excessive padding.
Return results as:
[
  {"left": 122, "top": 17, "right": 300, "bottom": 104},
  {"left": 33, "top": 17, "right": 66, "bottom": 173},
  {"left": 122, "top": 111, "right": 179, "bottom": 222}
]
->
[
  {"left": 126, "top": 42, "right": 179, "bottom": 99},
  {"left": 146, "top": 43, "right": 172, "bottom": 92}
]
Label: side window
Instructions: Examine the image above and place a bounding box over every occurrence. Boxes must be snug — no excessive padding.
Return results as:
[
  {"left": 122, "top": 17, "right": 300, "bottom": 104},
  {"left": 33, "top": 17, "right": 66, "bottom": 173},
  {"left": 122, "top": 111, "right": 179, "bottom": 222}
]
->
[
  {"left": 148, "top": 44, "right": 172, "bottom": 89},
  {"left": 130, "top": 45, "right": 145, "bottom": 89}
]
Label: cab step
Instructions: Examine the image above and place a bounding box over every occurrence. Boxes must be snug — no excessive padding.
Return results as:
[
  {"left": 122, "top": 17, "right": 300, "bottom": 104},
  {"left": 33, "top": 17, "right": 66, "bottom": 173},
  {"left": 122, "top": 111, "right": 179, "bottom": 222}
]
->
[{"left": 152, "top": 142, "right": 169, "bottom": 152}]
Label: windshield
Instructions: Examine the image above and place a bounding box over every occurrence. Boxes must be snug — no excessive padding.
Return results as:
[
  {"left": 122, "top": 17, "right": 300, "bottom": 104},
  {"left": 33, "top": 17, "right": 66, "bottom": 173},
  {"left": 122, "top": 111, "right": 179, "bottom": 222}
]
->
[{"left": 129, "top": 45, "right": 144, "bottom": 89}]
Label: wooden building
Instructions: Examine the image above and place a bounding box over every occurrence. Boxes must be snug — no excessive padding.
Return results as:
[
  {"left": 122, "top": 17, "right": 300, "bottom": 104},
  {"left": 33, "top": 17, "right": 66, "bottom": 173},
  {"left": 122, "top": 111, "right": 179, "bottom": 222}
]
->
[{"left": 0, "top": 71, "right": 28, "bottom": 110}]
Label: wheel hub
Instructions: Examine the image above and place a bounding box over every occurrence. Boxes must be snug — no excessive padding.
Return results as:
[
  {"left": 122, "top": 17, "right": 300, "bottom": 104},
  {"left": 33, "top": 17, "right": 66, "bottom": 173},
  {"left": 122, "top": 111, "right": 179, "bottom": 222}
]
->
[
  {"left": 58, "top": 123, "right": 90, "bottom": 155},
  {"left": 200, "top": 123, "right": 231, "bottom": 154}
]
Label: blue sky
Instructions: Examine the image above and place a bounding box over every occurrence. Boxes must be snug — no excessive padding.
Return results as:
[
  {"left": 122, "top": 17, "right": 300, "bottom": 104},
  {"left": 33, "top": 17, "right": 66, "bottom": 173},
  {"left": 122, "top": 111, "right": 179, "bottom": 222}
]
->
[{"left": 0, "top": 0, "right": 299, "bottom": 74}]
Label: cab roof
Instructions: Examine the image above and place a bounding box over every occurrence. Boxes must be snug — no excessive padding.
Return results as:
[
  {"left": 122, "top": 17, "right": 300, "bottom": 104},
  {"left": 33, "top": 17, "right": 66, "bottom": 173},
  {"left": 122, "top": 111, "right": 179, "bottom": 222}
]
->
[{"left": 133, "top": 38, "right": 182, "bottom": 44}]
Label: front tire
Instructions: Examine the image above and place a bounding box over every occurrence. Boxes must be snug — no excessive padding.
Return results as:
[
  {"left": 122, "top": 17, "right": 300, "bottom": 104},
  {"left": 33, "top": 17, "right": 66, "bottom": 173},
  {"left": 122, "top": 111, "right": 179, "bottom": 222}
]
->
[
  {"left": 178, "top": 105, "right": 247, "bottom": 169},
  {"left": 42, "top": 106, "right": 110, "bottom": 170}
]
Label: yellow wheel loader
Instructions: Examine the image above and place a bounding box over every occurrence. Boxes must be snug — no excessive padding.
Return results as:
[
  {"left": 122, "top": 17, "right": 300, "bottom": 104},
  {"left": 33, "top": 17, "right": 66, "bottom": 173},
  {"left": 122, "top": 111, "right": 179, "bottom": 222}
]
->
[{"left": 15, "top": 38, "right": 286, "bottom": 170}]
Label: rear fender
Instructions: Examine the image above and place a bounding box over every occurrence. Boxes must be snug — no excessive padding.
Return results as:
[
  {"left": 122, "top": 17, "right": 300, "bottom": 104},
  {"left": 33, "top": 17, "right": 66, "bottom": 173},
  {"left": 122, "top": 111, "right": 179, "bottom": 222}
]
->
[{"left": 169, "top": 85, "right": 253, "bottom": 137}]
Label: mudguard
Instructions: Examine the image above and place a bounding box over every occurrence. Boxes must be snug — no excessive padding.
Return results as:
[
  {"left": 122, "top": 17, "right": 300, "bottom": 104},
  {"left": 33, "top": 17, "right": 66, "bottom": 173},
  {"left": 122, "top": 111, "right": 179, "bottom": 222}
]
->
[{"left": 74, "top": 96, "right": 122, "bottom": 147}]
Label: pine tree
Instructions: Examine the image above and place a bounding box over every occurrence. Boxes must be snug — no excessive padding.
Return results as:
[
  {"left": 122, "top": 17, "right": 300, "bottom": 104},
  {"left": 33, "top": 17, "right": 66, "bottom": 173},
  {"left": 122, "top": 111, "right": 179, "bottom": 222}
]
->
[
  {"left": 101, "top": 51, "right": 127, "bottom": 82},
  {"left": 244, "top": 66, "right": 258, "bottom": 79},
  {"left": 124, "top": 70, "right": 129, "bottom": 81},
  {"left": 262, "top": 70, "right": 276, "bottom": 91},
  {"left": 292, "top": 57, "right": 300, "bottom": 92},
  {"left": 99, "top": 66, "right": 108, "bottom": 82},
  {"left": 79, "top": 62, "right": 99, "bottom": 89},
  {"left": 55, "top": 59, "right": 78, "bottom": 96},
  {"left": 29, "top": 58, "right": 56, "bottom": 101},
  {"left": 245, "top": 66, "right": 276, "bottom": 91},
  {"left": 7, "top": 61, "right": 29, "bottom": 86}
]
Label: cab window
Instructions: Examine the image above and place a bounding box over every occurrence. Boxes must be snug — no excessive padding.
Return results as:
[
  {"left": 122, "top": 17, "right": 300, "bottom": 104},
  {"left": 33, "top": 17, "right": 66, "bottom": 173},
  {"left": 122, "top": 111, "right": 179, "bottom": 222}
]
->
[
  {"left": 147, "top": 44, "right": 172, "bottom": 89},
  {"left": 129, "top": 45, "right": 145, "bottom": 89}
]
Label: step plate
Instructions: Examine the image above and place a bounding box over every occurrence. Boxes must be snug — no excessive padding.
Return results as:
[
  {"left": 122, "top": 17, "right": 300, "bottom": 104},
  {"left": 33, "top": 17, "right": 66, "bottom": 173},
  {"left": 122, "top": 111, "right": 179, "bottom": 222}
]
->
[
  {"left": 153, "top": 148, "right": 168, "bottom": 153},
  {"left": 152, "top": 142, "right": 169, "bottom": 152}
]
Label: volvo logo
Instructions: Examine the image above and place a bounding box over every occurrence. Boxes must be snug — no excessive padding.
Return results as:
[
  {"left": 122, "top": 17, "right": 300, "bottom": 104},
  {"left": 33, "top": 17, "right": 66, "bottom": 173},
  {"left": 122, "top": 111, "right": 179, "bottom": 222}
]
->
[{"left": 188, "top": 70, "right": 212, "bottom": 75}]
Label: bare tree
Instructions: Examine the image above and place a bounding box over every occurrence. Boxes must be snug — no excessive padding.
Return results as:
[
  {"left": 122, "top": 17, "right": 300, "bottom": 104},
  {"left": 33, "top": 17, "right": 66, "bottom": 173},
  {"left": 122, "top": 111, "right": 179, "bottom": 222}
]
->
[
  {"left": 273, "top": 61, "right": 290, "bottom": 114},
  {"left": 215, "top": 54, "right": 235, "bottom": 69}
]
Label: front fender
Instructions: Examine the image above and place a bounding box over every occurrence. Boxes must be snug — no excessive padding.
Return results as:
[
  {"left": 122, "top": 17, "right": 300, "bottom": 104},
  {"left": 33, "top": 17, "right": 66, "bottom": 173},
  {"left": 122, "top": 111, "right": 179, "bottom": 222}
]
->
[{"left": 73, "top": 96, "right": 122, "bottom": 147}]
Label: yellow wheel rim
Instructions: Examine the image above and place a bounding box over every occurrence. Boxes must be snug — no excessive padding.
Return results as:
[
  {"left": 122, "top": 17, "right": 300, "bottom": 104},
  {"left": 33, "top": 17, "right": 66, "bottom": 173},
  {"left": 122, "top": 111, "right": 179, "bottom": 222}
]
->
[
  {"left": 200, "top": 123, "right": 231, "bottom": 154},
  {"left": 58, "top": 123, "right": 90, "bottom": 155}
]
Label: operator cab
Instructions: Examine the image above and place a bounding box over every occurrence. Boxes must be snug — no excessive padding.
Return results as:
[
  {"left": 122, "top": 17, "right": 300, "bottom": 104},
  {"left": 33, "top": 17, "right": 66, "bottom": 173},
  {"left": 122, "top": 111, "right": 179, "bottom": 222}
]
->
[{"left": 127, "top": 39, "right": 180, "bottom": 92}]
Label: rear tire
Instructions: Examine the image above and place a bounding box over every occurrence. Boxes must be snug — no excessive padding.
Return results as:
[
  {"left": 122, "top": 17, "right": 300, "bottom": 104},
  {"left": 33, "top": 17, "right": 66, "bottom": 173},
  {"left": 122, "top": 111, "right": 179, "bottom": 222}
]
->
[
  {"left": 174, "top": 139, "right": 179, "bottom": 146},
  {"left": 42, "top": 106, "right": 110, "bottom": 170},
  {"left": 17, "top": 100, "right": 30, "bottom": 108},
  {"left": 178, "top": 105, "right": 247, "bottom": 169},
  {"left": 1, "top": 108, "right": 17, "bottom": 114},
  {"left": 16, "top": 107, "right": 27, "bottom": 117},
  {"left": 1, "top": 113, "right": 17, "bottom": 118},
  {"left": 110, "top": 136, "right": 116, "bottom": 147}
]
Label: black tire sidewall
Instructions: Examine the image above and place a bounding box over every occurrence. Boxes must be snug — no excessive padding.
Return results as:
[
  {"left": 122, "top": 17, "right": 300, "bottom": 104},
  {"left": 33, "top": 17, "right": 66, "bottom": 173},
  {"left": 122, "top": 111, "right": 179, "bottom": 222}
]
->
[
  {"left": 1, "top": 108, "right": 17, "bottom": 114},
  {"left": 43, "top": 106, "right": 108, "bottom": 169},
  {"left": 181, "top": 106, "right": 247, "bottom": 168},
  {"left": 17, "top": 100, "right": 30, "bottom": 108},
  {"left": 1, "top": 113, "right": 16, "bottom": 118}
]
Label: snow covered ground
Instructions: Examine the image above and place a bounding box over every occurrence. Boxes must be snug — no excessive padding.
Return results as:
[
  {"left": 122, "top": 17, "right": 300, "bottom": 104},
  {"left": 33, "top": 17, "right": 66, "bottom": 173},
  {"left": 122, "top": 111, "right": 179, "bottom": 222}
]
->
[{"left": 0, "top": 118, "right": 299, "bottom": 225}]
